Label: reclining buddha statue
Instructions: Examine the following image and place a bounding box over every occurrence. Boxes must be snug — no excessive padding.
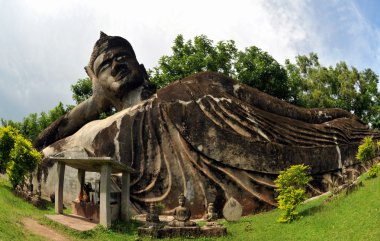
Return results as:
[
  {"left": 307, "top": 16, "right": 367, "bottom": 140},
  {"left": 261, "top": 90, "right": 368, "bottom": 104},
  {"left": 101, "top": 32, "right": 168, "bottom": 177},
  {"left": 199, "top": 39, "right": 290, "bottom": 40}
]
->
[{"left": 34, "top": 32, "right": 379, "bottom": 217}]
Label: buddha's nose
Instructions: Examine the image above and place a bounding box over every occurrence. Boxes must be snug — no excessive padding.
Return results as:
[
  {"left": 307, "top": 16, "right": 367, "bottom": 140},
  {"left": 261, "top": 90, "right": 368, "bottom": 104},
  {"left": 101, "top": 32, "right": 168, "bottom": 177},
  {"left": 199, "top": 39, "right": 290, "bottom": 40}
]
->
[{"left": 111, "top": 60, "right": 128, "bottom": 77}]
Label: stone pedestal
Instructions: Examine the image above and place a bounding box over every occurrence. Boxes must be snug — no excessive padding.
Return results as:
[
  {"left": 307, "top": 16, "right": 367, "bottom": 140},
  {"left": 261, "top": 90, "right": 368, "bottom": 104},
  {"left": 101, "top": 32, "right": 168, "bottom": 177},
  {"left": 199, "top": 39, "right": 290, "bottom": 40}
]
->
[
  {"left": 138, "top": 225, "right": 227, "bottom": 238},
  {"left": 201, "top": 225, "right": 227, "bottom": 237}
]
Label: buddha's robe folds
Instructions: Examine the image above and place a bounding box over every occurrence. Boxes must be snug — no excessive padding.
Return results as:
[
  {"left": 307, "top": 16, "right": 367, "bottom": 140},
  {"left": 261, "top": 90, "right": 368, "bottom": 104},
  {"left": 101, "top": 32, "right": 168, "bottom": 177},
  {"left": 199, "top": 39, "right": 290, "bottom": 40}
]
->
[{"left": 43, "top": 72, "right": 379, "bottom": 216}]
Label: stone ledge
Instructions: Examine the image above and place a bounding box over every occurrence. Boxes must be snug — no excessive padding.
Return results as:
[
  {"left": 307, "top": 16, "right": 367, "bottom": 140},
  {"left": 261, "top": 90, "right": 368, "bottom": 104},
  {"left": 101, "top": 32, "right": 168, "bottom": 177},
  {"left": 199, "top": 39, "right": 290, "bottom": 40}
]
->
[{"left": 138, "top": 225, "right": 227, "bottom": 238}]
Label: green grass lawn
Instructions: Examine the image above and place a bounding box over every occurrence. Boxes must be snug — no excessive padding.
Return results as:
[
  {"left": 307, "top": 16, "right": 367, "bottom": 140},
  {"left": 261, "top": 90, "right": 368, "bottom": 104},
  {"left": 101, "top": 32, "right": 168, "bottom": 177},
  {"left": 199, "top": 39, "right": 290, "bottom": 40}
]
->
[{"left": 0, "top": 174, "right": 379, "bottom": 241}]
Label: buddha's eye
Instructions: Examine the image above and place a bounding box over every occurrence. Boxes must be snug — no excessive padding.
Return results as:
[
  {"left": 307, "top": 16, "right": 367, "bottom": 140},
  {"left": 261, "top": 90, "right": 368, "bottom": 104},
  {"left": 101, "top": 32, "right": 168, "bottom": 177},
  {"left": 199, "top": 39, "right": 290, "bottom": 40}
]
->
[
  {"left": 115, "top": 55, "right": 127, "bottom": 62},
  {"left": 99, "top": 62, "right": 110, "bottom": 73}
]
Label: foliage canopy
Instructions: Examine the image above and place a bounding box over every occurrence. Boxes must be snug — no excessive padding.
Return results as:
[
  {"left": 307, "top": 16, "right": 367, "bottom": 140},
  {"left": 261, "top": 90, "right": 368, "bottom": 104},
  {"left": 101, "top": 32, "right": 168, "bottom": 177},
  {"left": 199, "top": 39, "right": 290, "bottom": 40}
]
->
[
  {"left": 71, "top": 78, "right": 93, "bottom": 104},
  {"left": 285, "top": 53, "right": 380, "bottom": 126},
  {"left": 356, "top": 136, "right": 375, "bottom": 162}
]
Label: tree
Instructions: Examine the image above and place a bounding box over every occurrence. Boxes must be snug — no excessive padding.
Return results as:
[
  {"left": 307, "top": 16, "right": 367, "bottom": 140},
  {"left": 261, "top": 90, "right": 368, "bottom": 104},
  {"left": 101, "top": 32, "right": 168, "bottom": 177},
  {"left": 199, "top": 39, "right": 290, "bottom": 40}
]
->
[
  {"left": 71, "top": 78, "right": 93, "bottom": 104},
  {"left": 47, "top": 102, "right": 66, "bottom": 123},
  {"left": 355, "top": 69, "right": 380, "bottom": 126},
  {"left": 235, "top": 46, "right": 289, "bottom": 99},
  {"left": 285, "top": 53, "right": 380, "bottom": 126},
  {"left": 149, "top": 34, "right": 238, "bottom": 88}
]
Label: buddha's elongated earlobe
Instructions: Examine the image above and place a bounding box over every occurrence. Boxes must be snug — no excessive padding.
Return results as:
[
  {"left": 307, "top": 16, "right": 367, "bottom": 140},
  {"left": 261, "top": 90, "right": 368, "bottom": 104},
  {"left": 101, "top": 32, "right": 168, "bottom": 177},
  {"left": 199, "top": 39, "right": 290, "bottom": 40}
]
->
[{"left": 84, "top": 66, "right": 96, "bottom": 80}]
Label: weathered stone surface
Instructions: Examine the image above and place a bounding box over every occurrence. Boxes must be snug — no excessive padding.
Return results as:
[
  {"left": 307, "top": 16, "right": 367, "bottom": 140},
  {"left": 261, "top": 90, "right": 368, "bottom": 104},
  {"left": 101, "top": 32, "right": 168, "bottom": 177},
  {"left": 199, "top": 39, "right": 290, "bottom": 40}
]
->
[
  {"left": 222, "top": 197, "right": 242, "bottom": 221},
  {"left": 138, "top": 225, "right": 227, "bottom": 238},
  {"left": 35, "top": 33, "right": 380, "bottom": 218}
]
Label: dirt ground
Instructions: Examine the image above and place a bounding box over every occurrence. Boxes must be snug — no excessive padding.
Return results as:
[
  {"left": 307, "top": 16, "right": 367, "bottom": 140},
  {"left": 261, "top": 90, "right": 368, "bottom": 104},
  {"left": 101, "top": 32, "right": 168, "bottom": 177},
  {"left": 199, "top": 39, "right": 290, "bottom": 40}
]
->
[{"left": 22, "top": 218, "right": 70, "bottom": 241}]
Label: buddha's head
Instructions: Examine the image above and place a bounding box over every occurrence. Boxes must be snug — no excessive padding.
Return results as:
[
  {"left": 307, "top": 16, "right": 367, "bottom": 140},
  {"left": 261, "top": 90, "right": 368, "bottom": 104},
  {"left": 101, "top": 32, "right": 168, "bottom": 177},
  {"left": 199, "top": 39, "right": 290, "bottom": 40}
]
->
[
  {"left": 207, "top": 203, "right": 214, "bottom": 213},
  {"left": 149, "top": 203, "right": 156, "bottom": 214},
  {"left": 85, "top": 32, "right": 147, "bottom": 99},
  {"left": 178, "top": 193, "right": 186, "bottom": 207}
]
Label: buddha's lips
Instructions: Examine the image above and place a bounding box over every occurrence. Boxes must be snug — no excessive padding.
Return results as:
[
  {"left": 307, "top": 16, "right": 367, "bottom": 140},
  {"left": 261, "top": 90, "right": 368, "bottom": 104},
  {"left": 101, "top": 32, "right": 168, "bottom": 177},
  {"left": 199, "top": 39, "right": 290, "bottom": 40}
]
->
[{"left": 115, "top": 70, "right": 130, "bottom": 82}]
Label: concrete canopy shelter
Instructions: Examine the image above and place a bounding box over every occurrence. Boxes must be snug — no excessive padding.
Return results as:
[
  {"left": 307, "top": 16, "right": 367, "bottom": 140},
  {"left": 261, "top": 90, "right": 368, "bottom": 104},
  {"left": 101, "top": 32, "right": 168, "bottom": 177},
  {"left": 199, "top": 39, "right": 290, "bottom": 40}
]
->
[{"left": 50, "top": 156, "right": 136, "bottom": 228}]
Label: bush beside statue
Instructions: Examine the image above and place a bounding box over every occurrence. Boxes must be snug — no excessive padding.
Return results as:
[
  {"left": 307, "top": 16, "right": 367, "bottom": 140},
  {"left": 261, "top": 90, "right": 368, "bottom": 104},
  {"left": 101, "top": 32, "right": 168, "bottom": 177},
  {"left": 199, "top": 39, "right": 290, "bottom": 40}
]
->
[
  {"left": 0, "top": 126, "right": 44, "bottom": 208},
  {"left": 275, "top": 164, "right": 312, "bottom": 223},
  {"left": 0, "top": 126, "right": 41, "bottom": 188}
]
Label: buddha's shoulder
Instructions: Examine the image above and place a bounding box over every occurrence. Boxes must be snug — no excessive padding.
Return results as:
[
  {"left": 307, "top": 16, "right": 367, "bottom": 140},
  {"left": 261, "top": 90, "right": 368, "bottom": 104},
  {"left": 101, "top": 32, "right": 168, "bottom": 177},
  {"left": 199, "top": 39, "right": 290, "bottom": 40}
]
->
[
  {"left": 156, "top": 72, "right": 237, "bottom": 102},
  {"left": 180, "top": 71, "right": 235, "bottom": 84}
]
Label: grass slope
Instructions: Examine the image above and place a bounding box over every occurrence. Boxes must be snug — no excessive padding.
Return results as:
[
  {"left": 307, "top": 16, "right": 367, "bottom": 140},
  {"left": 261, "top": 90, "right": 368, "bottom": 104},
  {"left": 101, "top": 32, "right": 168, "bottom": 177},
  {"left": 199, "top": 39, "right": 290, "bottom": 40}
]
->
[
  {"left": 0, "top": 179, "right": 54, "bottom": 241},
  {"left": 0, "top": 174, "right": 379, "bottom": 241}
]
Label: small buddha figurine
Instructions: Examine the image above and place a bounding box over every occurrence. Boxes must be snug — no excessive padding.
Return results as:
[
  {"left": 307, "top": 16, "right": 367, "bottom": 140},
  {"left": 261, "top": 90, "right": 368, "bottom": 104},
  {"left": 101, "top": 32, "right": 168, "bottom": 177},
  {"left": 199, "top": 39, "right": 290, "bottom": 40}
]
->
[
  {"left": 204, "top": 203, "right": 218, "bottom": 222},
  {"left": 168, "top": 194, "right": 196, "bottom": 227}
]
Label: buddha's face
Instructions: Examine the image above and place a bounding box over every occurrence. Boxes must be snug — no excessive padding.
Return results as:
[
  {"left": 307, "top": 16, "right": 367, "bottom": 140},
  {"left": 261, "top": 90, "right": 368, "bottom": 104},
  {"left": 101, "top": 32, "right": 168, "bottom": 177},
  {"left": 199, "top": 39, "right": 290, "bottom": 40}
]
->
[
  {"left": 93, "top": 47, "right": 144, "bottom": 97},
  {"left": 179, "top": 198, "right": 185, "bottom": 207},
  {"left": 208, "top": 204, "right": 214, "bottom": 213},
  {"left": 149, "top": 204, "right": 155, "bottom": 213}
]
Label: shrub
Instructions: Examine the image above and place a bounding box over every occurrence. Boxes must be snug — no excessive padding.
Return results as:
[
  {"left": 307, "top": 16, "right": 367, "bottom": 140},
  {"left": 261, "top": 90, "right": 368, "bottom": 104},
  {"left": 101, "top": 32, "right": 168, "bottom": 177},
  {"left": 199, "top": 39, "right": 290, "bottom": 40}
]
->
[
  {"left": 356, "top": 136, "right": 375, "bottom": 162},
  {"left": 368, "top": 164, "right": 380, "bottom": 178},
  {"left": 0, "top": 126, "right": 41, "bottom": 188},
  {"left": 0, "top": 126, "right": 19, "bottom": 173},
  {"left": 275, "top": 164, "right": 312, "bottom": 223}
]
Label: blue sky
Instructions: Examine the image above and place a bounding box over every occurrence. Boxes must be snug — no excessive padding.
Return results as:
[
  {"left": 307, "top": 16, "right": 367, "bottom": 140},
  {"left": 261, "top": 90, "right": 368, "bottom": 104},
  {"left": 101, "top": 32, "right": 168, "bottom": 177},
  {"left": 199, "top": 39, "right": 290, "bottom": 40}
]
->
[{"left": 0, "top": 0, "right": 379, "bottom": 121}]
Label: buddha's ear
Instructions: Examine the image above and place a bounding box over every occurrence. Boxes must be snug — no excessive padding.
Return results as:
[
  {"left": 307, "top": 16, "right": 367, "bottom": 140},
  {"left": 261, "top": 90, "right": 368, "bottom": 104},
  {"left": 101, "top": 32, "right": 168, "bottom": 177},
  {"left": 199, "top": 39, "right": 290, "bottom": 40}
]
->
[{"left": 84, "top": 66, "right": 97, "bottom": 81}]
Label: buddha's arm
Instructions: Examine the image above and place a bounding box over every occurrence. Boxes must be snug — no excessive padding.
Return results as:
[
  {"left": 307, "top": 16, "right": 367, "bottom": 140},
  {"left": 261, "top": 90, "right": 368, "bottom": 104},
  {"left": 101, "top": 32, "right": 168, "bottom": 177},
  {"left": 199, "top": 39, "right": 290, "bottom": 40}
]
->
[
  {"left": 175, "top": 72, "right": 359, "bottom": 124},
  {"left": 231, "top": 81, "right": 360, "bottom": 124},
  {"left": 33, "top": 96, "right": 109, "bottom": 151}
]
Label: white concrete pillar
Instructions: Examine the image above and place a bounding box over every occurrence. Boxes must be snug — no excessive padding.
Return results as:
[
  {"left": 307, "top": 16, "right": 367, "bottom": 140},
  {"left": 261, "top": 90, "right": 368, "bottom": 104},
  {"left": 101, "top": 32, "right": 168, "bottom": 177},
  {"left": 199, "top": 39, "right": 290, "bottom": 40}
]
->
[
  {"left": 55, "top": 162, "right": 65, "bottom": 214},
  {"left": 77, "top": 169, "right": 85, "bottom": 198},
  {"left": 121, "top": 172, "right": 130, "bottom": 221},
  {"left": 100, "top": 164, "right": 111, "bottom": 228}
]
